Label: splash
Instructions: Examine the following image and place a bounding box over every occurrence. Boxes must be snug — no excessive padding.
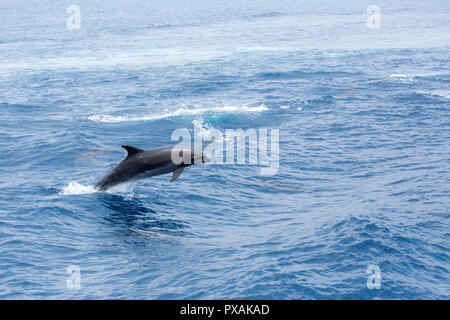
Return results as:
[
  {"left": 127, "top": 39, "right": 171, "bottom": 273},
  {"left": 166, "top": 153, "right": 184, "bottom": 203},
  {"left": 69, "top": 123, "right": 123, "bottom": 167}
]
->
[
  {"left": 60, "top": 181, "right": 97, "bottom": 195},
  {"left": 88, "top": 104, "right": 268, "bottom": 123},
  {"left": 192, "top": 119, "right": 223, "bottom": 142}
]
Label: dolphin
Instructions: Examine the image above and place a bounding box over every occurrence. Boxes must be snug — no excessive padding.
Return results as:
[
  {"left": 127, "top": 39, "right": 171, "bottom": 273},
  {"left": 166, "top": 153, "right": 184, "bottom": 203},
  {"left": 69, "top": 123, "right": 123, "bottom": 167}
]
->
[{"left": 94, "top": 145, "right": 210, "bottom": 191}]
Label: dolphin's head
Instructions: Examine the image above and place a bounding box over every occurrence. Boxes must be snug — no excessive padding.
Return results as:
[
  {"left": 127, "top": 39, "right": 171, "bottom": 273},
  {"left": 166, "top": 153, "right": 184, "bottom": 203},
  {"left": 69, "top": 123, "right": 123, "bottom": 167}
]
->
[
  {"left": 190, "top": 148, "right": 211, "bottom": 165},
  {"left": 171, "top": 147, "right": 211, "bottom": 166}
]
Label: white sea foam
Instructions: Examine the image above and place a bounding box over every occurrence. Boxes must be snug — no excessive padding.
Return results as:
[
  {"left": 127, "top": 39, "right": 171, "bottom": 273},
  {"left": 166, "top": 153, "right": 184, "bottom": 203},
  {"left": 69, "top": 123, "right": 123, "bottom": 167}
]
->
[
  {"left": 390, "top": 72, "right": 448, "bottom": 79},
  {"left": 390, "top": 74, "right": 409, "bottom": 78},
  {"left": 0, "top": 48, "right": 234, "bottom": 72},
  {"left": 60, "top": 181, "right": 97, "bottom": 195},
  {"left": 389, "top": 73, "right": 415, "bottom": 83},
  {"left": 60, "top": 180, "right": 155, "bottom": 196},
  {"left": 88, "top": 104, "right": 268, "bottom": 123}
]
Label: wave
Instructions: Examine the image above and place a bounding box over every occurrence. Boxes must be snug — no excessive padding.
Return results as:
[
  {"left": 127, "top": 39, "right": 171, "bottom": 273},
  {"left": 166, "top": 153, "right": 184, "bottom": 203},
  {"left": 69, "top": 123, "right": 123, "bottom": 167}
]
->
[
  {"left": 389, "top": 72, "right": 449, "bottom": 81},
  {"left": 417, "top": 90, "right": 450, "bottom": 99},
  {"left": 258, "top": 70, "right": 361, "bottom": 80},
  {"left": 88, "top": 104, "right": 268, "bottom": 123},
  {"left": 249, "top": 11, "right": 286, "bottom": 19},
  {"left": 427, "top": 90, "right": 450, "bottom": 99}
]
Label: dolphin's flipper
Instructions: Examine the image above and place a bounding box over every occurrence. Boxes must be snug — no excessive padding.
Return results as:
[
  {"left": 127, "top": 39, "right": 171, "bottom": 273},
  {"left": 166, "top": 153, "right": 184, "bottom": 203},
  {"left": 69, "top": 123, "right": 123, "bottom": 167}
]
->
[
  {"left": 170, "top": 167, "right": 184, "bottom": 182},
  {"left": 121, "top": 145, "right": 144, "bottom": 159}
]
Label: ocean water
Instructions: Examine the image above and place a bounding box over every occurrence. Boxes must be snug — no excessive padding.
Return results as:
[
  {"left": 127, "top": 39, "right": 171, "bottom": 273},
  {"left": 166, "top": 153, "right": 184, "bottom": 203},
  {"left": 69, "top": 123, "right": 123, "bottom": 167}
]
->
[{"left": 0, "top": 0, "right": 449, "bottom": 299}]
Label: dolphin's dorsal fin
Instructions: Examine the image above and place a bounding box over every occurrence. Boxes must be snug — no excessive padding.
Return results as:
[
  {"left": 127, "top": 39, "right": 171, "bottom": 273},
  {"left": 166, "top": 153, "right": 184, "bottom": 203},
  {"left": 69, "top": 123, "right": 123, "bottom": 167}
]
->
[{"left": 121, "top": 145, "right": 144, "bottom": 159}]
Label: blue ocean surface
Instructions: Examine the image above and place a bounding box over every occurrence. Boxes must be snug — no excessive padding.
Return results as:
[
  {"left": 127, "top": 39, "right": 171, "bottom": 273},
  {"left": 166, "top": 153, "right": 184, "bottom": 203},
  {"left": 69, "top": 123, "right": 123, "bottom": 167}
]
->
[{"left": 0, "top": 0, "right": 449, "bottom": 299}]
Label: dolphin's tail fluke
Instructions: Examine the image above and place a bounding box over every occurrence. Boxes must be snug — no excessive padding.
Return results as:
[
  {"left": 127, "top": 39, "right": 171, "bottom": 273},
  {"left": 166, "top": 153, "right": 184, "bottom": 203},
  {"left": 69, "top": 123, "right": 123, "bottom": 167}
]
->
[{"left": 94, "top": 179, "right": 108, "bottom": 192}]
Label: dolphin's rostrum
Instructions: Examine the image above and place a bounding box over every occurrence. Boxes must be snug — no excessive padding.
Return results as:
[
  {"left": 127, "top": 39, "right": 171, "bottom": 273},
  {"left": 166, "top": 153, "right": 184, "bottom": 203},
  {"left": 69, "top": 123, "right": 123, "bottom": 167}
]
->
[{"left": 95, "top": 145, "right": 210, "bottom": 191}]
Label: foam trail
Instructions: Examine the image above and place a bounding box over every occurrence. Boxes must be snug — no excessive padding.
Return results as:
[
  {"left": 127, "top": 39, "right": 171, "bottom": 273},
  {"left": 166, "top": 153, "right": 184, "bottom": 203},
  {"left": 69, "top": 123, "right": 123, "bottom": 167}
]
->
[
  {"left": 60, "top": 181, "right": 97, "bottom": 195},
  {"left": 88, "top": 104, "right": 268, "bottom": 123}
]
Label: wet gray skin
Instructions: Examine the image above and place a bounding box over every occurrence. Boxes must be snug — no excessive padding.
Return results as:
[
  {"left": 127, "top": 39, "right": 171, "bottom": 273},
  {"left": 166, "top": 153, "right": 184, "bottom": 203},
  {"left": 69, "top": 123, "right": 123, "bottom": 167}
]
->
[{"left": 95, "top": 145, "right": 210, "bottom": 191}]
